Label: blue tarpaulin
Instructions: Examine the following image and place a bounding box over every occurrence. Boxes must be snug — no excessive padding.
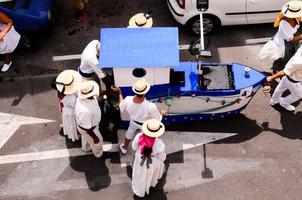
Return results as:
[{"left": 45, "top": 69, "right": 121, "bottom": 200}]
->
[{"left": 99, "top": 27, "right": 179, "bottom": 68}]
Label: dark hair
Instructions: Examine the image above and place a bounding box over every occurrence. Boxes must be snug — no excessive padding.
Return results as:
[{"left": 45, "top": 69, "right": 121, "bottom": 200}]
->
[
  {"left": 50, "top": 76, "right": 57, "bottom": 90},
  {"left": 142, "top": 146, "right": 152, "bottom": 157},
  {"left": 57, "top": 91, "right": 65, "bottom": 100}
]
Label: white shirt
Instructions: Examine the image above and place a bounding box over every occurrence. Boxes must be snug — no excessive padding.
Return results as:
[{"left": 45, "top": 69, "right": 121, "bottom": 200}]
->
[
  {"left": 79, "top": 40, "right": 105, "bottom": 79},
  {"left": 119, "top": 96, "right": 162, "bottom": 123},
  {"left": 0, "top": 24, "right": 20, "bottom": 54},
  {"left": 284, "top": 46, "right": 302, "bottom": 81},
  {"left": 274, "top": 20, "right": 299, "bottom": 47},
  {"left": 75, "top": 98, "right": 101, "bottom": 130}
]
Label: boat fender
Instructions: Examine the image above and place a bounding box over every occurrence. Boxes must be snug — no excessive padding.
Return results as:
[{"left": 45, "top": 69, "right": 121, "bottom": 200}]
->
[{"left": 165, "top": 97, "right": 173, "bottom": 106}]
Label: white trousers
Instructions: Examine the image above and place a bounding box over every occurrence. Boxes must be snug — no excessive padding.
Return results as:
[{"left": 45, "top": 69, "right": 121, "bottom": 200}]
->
[
  {"left": 77, "top": 125, "right": 103, "bottom": 158},
  {"left": 271, "top": 76, "right": 302, "bottom": 106},
  {"left": 125, "top": 120, "right": 142, "bottom": 140}
]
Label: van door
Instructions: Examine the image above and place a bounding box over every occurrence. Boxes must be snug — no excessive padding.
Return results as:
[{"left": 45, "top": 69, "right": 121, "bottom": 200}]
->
[
  {"left": 204, "top": 0, "right": 247, "bottom": 25},
  {"left": 246, "top": 0, "right": 285, "bottom": 24}
]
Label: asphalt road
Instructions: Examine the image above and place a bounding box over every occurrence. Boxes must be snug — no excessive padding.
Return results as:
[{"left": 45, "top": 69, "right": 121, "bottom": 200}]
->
[{"left": 1, "top": 0, "right": 302, "bottom": 200}]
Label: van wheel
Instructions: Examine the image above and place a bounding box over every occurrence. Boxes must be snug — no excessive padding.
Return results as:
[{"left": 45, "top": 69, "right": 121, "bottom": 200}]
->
[{"left": 187, "top": 15, "right": 220, "bottom": 35}]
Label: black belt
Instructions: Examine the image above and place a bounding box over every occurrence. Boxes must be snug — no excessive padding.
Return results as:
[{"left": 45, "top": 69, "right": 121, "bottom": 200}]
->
[
  {"left": 133, "top": 120, "right": 143, "bottom": 125},
  {"left": 78, "top": 124, "right": 96, "bottom": 131},
  {"left": 287, "top": 76, "right": 300, "bottom": 83},
  {"left": 78, "top": 67, "right": 94, "bottom": 78}
]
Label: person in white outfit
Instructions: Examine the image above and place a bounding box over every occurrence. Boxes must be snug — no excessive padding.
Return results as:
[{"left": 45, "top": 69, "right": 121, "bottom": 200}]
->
[
  {"left": 132, "top": 119, "right": 166, "bottom": 198},
  {"left": 267, "top": 45, "right": 302, "bottom": 111},
  {"left": 258, "top": 1, "right": 302, "bottom": 72},
  {"left": 55, "top": 70, "right": 82, "bottom": 142},
  {"left": 0, "top": 12, "right": 21, "bottom": 72},
  {"left": 78, "top": 40, "right": 106, "bottom": 91},
  {"left": 75, "top": 81, "right": 103, "bottom": 158},
  {"left": 119, "top": 79, "right": 165, "bottom": 154}
]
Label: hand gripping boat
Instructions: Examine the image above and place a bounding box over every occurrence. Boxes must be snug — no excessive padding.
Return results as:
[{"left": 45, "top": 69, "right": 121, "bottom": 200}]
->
[{"left": 99, "top": 27, "right": 266, "bottom": 124}]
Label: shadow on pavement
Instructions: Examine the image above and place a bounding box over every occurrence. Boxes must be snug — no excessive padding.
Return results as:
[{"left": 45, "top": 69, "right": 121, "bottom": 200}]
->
[
  {"left": 69, "top": 152, "right": 112, "bottom": 191},
  {"left": 263, "top": 111, "right": 302, "bottom": 140},
  {"left": 63, "top": 128, "right": 120, "bottom": 192},
  {"left": 166, "top": 114, "right": 265, "bottom": 144}
]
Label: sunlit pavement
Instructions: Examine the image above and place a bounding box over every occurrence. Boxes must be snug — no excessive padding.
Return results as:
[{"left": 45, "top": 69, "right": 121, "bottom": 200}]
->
[{"left": 1, "top": 0, "right": 302, "bottom": 200}]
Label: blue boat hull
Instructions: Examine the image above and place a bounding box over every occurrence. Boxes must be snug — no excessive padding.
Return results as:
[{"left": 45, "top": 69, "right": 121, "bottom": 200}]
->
[{"left": 119, "top": 62, "right": 266, "bottom": 125}]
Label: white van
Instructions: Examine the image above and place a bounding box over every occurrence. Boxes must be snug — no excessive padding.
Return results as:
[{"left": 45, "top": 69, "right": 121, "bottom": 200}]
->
[{"left": 167, "top": 0, "right": 287, "bottom": 34}]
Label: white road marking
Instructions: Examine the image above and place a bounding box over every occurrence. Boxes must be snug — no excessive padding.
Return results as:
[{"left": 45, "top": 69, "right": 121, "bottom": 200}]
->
[
  {"left": 179, "top": 44, "right": 190, "bottom": 50},
  {"left": 245, "top": 37, "right": 271, "bottom": 45},
  {"left": 52, "top": 45, "right": 191, "bottom": 62},
  {"left": 52, "top": 38, "right": 272, "bottom": 62},
  {"left": 52, "top": 54, "right": 81, "bottom": 61},
  {"left": 0, "top": 144, "right": 119, "bottom": 165},
  {"left": 0, "top": 112, "right": 55, "bottom": 149},
  {"left": 0, "top": 153, "right": 270, "bottom": 197},
  {"left": 0, "top": 130, "right": 236, "bottom": 165},
  {"left": 0, "top": 157, "right": 131, "bottom": 197}
]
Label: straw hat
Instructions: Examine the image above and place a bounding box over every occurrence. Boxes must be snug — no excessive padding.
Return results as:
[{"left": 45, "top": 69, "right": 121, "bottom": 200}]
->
[
  {"left": 132, "top": 79, "right": 150, "bottom": 95},
  {"left": 128, "top": 13, "right": 153, "bottom": 28},
  {"left": 56, "top": 70, "right": 82, "bottom": 95},
  {"left": 78, "top": 80, "right": 99, "bottom": 99},
  {"left": 282, "top": 1, "right": 302, "bottom": 18},
  {"left": 142, "top": 119, "right": 165, "bottom": 138}
]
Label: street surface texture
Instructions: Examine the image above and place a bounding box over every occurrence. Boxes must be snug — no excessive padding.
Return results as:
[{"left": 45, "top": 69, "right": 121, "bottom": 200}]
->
[{"left": 1, "top": 0, "right": 302, "bottom": 200}]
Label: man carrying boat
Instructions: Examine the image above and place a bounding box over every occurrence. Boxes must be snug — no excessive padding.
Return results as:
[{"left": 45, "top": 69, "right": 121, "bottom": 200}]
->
[
  {"left": 118, "top": 79, "right": 165, "bottom": 154},
  {"left": 78, "top": 40, "right": 107, "bottom": 93},
  {"left": 267, "top": 45, "right": 302, "bottom": 112}
]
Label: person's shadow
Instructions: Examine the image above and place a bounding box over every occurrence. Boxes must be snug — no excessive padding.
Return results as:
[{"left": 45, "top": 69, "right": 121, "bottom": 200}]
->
[
  {"left": 62, "top": 129, "right": 118, "bottom": 192},
  {"left": 263, "top": 110, "right": 302, "bottom": 140},
  {"left": 69, "top": 152, "right": 112, "bottom": 191}
]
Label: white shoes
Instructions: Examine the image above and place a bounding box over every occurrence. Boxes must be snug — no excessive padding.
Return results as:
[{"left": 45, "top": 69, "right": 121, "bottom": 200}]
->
[
  {"left": 279, "top": 98, "right": 295, "bottom": 112},
  {"left": 270, "top": 98, "right": 295, "bottom": 111},
  {"left": 1, "top": 61, "right": 12, "bottom": 72},
  {"left": 269, "top": 99, "right": 278, "bottom": 106},
  {"left": 119, "top": 143, "right": 127, "bottom": 155}
]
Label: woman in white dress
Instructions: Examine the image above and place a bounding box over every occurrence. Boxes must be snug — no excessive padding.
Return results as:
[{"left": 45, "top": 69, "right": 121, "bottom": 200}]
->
[
  {"left": 0, "top": 12, "right": 20, "bottom": 72},
  {"left": 131, "top": 119, "right": 166, "bottom": 198},
  {"left": 56, "top": 70, "right": 82, "bottom": 142},
  {"left": 259, "top": 1, "right": 302, "bottom": 72}
]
